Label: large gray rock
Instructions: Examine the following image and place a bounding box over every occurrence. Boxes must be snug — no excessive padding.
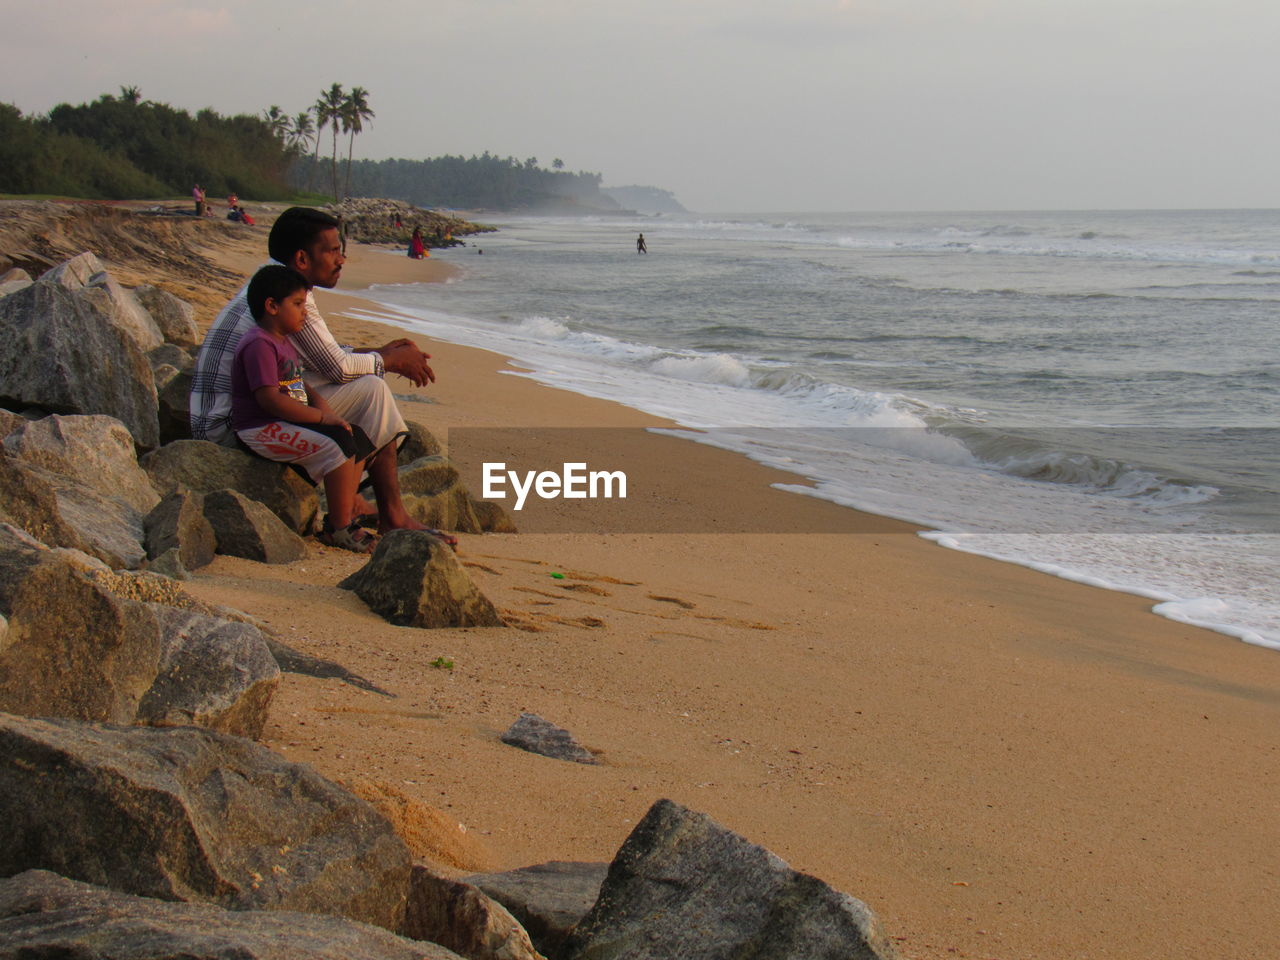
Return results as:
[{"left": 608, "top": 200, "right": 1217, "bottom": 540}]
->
[
  {"left": 3, "top": 413, "right": 160, "bottom": 513},
  {"left": 471, "top": 498, "right": 518, "bottom": 534},
  {"left": 0, "top": 451, "right": 146, "bottom": 569},
  {"left": 398, "top": 420, "right": 443, "bottom": 465},
  {"left": 142, "top": 439, "right": 318, "bottom": 534},
  {"left": 149, "top": 342, "right": 196, "bottom": 375},
  {"left": 144, "top": 489, "right": 216, "bottom": 572},
  {"left": 339, "top": 530, "right": 504, "bottom": 629},
  {"left": 203, "top": 488, "right": 308, "bottom": 564},
  {"left": 0, "top": 716, "right": 413, "bottom": 930},
  {"left": 403, "top": 865, "right": 544, "bottom": 960},
  {"left": 500, "top": 714, "right": 598, "bottom": 765},
  {"left": 135, "top": 284, "right": 200, "bottom": 348},
  {"left": 43, "top": 252, "right": 164, "bottom": 353},
  {"left": 0, "top": 254, "right": 160, "bottom": 447},
  {"left": 157, "top": 366, "right": 194, "bottom": 444},
  {"left": 0, "top": 526, "right": 278, "bottom": 737},
  {"left": 0, "top": 870, "right": 464, "bottom": 960},
  {"left": 137, "top": 606, "right": 280, "bottom": 737},
  {"left": 400, "top": 456, "right": 482, "bottom": 534},
  {"left": 0, "top": 409, "right": 27, "bottom": 437},
  {"left": 467, "top": 862, "right": 609, "bottom": 960},
  {"left": 560, "top": 799, "right": 899, "bottom": 960}
]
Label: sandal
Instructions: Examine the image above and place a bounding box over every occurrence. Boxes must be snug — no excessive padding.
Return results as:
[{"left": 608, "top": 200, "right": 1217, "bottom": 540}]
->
[{"left": 319, "top": 515, "right": 379, "bottom": 554}]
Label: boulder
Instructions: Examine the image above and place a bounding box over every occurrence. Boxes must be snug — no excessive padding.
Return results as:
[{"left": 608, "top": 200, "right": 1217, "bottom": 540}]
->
[
  {"left": 149, "top": 342, "right": 196, "bottom": 374},
  {"left": 471, "top": 498, "right": 518, "bottom": 534},
  {"left": 0, "top": 254, "right": 160, "bottom": 447},
  {"left": 203, "top": 488, "right": 308, "bottom": 564},
  {"left": 135, "top": 284, "right": 200, "bottom": 348},
  {"left": 0, "top": 526, "right": 278, "bottom": 737},
  {"left": 144, "top": 490, "right": 216, "bottom": 572},
  {"left": 403, "top": 865, "right": 544, "bottom": 960},
  {"left": 0, "top": 451, "right": 146, "bottom": 570},
  {"left": 0, "top": 716, "right": 413, "bottom": 930},
  {"left": 466, "top": 862, "right": 609, "bottom": 960},
  {"left": 141, "top": 439, "right": 318, "bottom": 534},
  {"left": 339, "top": 530, "right": 504, "bottom": 629},
  {"left": 400, "top": 455, "right": 482, "bottom": 533},
  {"left": 0, "top": 278, "right": 31, "bottom": 297},
  {"left": 3, "top": 413, "right": 160, "bottom": 513},
  {"left": 0, "top": 267, "right": 31, "bottom": 284},
  {"left": 560, "top": 799, "right": 899, "bottom": 960},
  {"left": 43, "top": 252, "right": 165, "bottom": 353},
  {"left": 136, "top": 606, "right": 280, "bottom": 738},
  {"left": 500, "top": 714, "right": 598, "bottom": 765},
  {"left": 399, "top": 455, "right": 460, "bottom": 496},
  {"left": 398, "top": 420, "right": 443, "bottom": 465},
  {"left": 0, "top": 409, "right": 28, "bottom": 437},
  {"left": 157, "top": 367, "right": 194, "bottom": 444},
  {"left": 0, "top": 871, "right": 465, "bottom": 960}
]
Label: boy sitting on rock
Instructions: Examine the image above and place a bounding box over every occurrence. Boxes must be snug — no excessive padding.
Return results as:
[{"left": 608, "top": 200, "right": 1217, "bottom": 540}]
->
[{"left": 231, "top": 265, "right": 376, "bottom": 553}]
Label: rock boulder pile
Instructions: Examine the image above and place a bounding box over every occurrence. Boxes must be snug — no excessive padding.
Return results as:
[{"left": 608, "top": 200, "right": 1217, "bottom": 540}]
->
[{"left": 0, "top": 248, "right": 901, "bottom": 959}]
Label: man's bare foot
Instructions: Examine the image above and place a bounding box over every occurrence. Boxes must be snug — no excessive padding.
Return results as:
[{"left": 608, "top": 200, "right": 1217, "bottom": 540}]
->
[
  {"left": 379, "top": 513, "right": 459, "bottom": 549},
  {"left": 378, "top": 512, "right": 429, "bottom": 533}
]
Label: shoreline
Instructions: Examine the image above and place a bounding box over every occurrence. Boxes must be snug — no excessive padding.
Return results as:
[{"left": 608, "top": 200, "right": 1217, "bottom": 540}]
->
[
  {"left": 14, "top": 198, "right": 1265, "bottom": 959},
  {"left": 176, "top": 237, "right": 1280, "bottom": 959},
  {"left": 341, "top": 253, "right": 1277, "bottom": 652}
]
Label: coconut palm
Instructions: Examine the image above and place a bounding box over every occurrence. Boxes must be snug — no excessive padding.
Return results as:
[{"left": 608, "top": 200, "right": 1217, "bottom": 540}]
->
[
  {"left": 315, "top": 83, "right": 346, "bottom": 199},
  {"left": 341, "top": 86, "right": 374, "bottom": 200},
  {"left": 262, "top": 104, "right": 289, "bottom": 141},
  {"left": 288, "top": 109, "right": 315, "bottom": 153},
  {"left": 120, "top": 85, "right": 142, "bottom": 105}
]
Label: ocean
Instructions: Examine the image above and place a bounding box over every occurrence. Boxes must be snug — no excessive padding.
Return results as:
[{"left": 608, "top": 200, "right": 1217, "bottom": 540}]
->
[{"left": 353, "top": 209, "right": 1279, "bottom": 650}]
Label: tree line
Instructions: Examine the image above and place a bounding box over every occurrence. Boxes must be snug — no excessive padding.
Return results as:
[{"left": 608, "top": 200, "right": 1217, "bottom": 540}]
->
[
  {"left": 0, "top": 87, "right": 294, "bottom": 200},
  {"left": 1, "top": 86, "right": 619, "bottom": 211},
  {"left": 293, "top": 152, "right": 610, "bottom": 210}
]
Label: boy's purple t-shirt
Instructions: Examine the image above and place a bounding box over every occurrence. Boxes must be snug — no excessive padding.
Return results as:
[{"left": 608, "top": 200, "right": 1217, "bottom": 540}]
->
[{"left": 230, "top": 327, "right": 308, "bottom": 431}]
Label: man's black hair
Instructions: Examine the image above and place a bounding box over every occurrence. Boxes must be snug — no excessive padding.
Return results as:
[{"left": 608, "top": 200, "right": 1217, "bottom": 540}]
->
[
  {"left": 247, "top": 265, "right": 310, "bottom": 323},
  {"left": 267, "top": 206, "right": 341, "bottom": 265}
]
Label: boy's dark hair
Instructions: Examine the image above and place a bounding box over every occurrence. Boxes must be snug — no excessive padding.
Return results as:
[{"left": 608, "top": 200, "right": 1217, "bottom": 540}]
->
[
  {"left": 247, "top": 265, "right": 310, "bottom": 323},
  {"left": 267, "top": 206, "right": 341, "bottom": 265}
]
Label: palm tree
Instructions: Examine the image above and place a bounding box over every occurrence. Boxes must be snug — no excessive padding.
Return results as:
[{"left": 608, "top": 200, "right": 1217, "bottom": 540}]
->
[
  {"left": 315, "top": 84, "right": 346, "bottom": 200},
  {"left": 341, "top": 86, "right": 374, "bottom": 200},
  {"left": 552, "top": 158, "right": 565, "bottom": 170},
  {"left": 288, "top": 109, "right": 315, "bottom": 153},
  {"left": 262, "top": 104, "right": 289, "bottom": 141},
  {"left": 119, "top": 85, "right": 142, "bottom": 105}
]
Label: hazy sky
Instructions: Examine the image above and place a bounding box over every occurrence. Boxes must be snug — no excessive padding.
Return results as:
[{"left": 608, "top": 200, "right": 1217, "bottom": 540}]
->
[{"left": 4, "top": 0, "right": 1278, "bottom": 212}]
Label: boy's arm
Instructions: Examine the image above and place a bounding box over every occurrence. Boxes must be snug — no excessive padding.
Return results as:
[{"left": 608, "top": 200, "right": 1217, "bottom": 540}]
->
[
  {"left": 305, "top": 385, "right": 351, "bottom": 432},
  {"left": 253, "top": 385, "right": 326, "bottom": 426}
]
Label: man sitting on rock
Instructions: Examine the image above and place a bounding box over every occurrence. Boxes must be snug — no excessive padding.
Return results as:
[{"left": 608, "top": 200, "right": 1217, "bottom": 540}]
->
[{"left": 191, "top": 206, "right": 445, "bottom": 539}]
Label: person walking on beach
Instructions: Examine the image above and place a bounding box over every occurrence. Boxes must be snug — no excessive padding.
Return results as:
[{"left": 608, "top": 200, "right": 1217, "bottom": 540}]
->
[
  {"left": 192, "top": 184, "right": 206, "bottom": 218},
  {"left": 637, "top": 232, "right": 648, "bottom": 254},
  {"left": 191, "top": 206, "right": 455, "bottom": 543},
  {"left": 409, "top": 226, "right": 428, "bottom": 260}
]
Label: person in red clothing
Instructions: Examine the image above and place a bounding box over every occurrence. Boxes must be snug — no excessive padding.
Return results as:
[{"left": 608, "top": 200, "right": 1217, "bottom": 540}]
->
[{"left": 408, "top": 226, "right": 429, "bottom": 259}]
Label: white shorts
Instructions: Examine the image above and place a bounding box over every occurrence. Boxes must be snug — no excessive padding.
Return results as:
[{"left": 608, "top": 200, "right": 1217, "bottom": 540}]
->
[{"left": 236, "top": 421, "right": 355, "bottom": 484}]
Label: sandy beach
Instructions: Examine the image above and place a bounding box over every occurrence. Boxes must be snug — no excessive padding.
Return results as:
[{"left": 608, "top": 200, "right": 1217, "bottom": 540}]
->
[{"left": 165, "top": 225, "right": 1280, "bottom": 960}]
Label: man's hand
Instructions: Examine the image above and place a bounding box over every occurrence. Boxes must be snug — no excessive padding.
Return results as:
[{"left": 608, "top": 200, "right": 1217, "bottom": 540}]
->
[{"left": 376, "top": 339, "right": 435, "bottom": 387}]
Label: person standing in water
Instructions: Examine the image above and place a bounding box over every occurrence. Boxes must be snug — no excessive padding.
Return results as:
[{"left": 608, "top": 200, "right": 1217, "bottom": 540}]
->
[{"left": 637, "top": 233, "right": 648, "bottom": 254}]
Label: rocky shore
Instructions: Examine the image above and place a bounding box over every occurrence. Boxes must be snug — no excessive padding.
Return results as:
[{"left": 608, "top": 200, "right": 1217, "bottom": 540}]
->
[{"left": 0, "top": 207, "right": 900, "bottom": 958}]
